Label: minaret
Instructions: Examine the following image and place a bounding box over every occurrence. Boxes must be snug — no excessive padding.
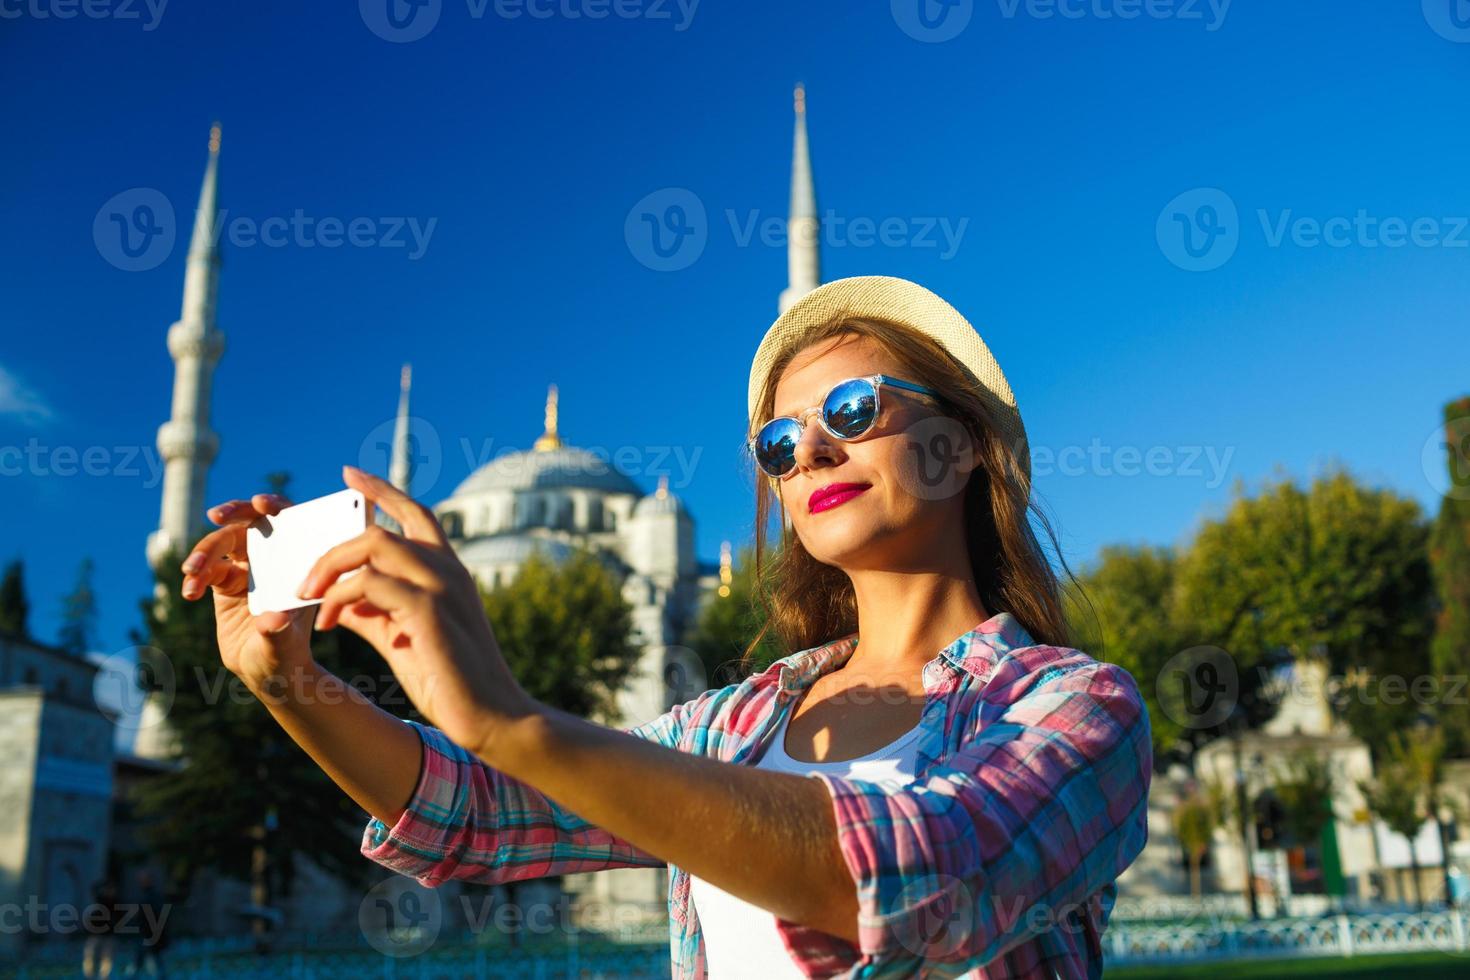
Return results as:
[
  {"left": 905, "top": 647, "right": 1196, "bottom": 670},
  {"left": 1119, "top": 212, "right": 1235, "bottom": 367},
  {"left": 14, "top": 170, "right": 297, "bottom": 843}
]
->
[
  {"left": 147, "top": 123, "right": 226, "bottom": 570},
  {"left": 388, "top": 363, "right": 413, "bottom": 492},
  {"left": 778, "top": 84, "right": 821, "bottom": 314},
  {"left": 533, "top": 384, "right": 563, "bottom": 451},
  {"left": 375, "top": 363, "right": 414, "bottom": 532}
]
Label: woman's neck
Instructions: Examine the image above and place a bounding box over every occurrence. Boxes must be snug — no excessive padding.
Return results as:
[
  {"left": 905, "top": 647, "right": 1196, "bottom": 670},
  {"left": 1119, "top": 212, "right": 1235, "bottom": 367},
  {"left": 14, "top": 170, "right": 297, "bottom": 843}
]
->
[{"left": 844, "top": 568, "right": 990, "bottom": 680}]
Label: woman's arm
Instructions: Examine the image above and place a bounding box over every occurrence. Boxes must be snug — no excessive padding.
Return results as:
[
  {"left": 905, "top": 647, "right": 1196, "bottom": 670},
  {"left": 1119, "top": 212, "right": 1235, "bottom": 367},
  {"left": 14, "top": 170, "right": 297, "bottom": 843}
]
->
[
  {"left": 358, "top": 691, "right": 721, "bottom": 887},
  {"left": 488, "top": 701, "right": 863, "bottom": 941},
  {"left": 245, "top": 660, "right": 422, "bottom": 826},
  {"left": 480, "top": 652, "right": 1151, "bottom": 971}
]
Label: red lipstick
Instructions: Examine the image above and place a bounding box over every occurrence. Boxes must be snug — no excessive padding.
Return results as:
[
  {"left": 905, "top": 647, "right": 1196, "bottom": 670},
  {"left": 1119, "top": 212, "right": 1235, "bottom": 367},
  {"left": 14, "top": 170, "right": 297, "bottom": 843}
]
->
[{"left": 808, "top": 482, "right": 871, "bottom": 514}]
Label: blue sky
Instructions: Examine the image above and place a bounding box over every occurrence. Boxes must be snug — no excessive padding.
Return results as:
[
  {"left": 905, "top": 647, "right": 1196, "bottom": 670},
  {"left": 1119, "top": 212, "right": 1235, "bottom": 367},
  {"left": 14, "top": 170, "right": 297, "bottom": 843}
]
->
[{"left": 1, "top": 0, "right": 1465, "bottom": 656}]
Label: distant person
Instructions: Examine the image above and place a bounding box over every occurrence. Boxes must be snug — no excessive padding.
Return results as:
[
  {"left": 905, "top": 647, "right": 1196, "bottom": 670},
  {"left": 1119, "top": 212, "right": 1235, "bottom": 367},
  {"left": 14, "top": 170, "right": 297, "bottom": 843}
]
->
[
  {"left": 82, "top": 876, "right": 119, "bottom": 979},
  {"left": 180, "top": 277, "right": 1153, "bottom": 977},
  {"left": 124, "top": 869, "right": 170, "bottom": 978}
]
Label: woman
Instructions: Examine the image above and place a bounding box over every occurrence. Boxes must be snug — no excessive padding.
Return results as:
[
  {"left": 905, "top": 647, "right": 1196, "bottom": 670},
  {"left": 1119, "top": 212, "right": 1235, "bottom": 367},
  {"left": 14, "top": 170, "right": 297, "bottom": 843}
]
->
[{"left": 179, "top": 276, "right": 1152, "bottom": 978}]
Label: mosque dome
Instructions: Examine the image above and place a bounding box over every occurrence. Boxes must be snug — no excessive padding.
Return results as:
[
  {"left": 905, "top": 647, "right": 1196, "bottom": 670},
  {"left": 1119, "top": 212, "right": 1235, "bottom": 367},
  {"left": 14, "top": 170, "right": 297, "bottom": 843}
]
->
[
  {"left": 455, "top": 533, "right": 576, "bottom": 567},
  {"left": 453, "top": 445, "right": 641, "bottom": 497},
  {"left": 448, "top": 384, "right": 641, "bottom": 499}
]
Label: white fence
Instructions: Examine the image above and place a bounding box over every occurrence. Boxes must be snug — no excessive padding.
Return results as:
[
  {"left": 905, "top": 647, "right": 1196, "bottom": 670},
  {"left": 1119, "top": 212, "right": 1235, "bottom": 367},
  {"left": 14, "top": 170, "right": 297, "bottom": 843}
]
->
[{"left": 1110, "top": 907, "right": 1470, "bottom": 965}]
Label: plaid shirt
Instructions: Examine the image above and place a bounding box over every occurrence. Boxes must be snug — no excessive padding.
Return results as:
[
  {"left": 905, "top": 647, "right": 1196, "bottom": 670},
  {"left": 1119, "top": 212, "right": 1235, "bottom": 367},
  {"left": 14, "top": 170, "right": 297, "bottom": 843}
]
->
[{"left": 360, "top": 611, "right": 1152, "bottom": 978}]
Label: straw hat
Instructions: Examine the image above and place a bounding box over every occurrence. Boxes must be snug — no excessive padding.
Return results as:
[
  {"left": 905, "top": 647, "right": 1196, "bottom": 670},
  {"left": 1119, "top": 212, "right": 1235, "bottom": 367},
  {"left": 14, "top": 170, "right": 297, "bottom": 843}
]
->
[{"left": 747, "top": 275, "right": 1030, "bottom": 483}]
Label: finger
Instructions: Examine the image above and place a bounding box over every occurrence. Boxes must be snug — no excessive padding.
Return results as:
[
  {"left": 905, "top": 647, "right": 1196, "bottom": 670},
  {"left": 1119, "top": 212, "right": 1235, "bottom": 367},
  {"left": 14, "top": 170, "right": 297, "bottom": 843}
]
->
[
  {"left": 341, "top": 465, "right": 447, "bottom": 546},
  {"left": 180, "top": 524, "right": 247, "bottom": 598},
  {"left": 185, "top": 548, "right": 244, "bottom": 599},
  {"left": 206, "top": 493, "right": 292, "bottom": 526},
  {"left": 298, "top": 526, "right": 439, "bottom": 600},
  {"left": 314, "top": 566, "right": 424, "bottom": 632}
]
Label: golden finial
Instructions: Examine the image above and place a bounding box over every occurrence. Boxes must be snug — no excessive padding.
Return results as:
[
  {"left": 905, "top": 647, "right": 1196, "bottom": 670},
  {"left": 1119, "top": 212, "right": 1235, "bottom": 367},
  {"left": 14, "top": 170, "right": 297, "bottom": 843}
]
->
[
  {"left": 717, "top": 540, "right": 732, "bottom": 597},
  {"left": 533, "top": 383, "right": 562, "bottom": 451},
  {"left": 208, "top": 122, "right": 222, "bottom": 154},
  {"left": 400, "top": 363, "right": 412, "bottom": 391},
  {"left": 793, "top": 83, "right": 806, "bottom": 115},
  {"left": 656, "top": 474, "right": 669, "bottom": 499}
]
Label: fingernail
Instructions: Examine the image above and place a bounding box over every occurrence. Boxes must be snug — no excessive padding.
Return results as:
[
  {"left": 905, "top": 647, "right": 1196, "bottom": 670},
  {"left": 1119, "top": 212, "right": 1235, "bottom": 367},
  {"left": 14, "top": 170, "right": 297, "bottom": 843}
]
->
[
  {"left": 182, "top": 553, "right": 204, "bottom": 574},
  {"left": 313, "top": 608, "right": 327, "bottom": 631},
  {"left": 297, "top": 577, "right": 314, "bottom": 599}
]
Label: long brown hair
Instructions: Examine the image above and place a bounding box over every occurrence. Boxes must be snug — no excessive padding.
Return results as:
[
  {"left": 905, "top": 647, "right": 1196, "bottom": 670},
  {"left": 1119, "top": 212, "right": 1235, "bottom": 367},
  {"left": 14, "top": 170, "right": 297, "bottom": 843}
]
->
[{"left": 742, "top": 313, "right": 1077, "bottom": 666}]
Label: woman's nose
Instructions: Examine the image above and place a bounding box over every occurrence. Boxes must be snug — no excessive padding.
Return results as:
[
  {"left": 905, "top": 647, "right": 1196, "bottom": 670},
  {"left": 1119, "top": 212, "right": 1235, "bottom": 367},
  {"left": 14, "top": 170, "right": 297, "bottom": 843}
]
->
[{"left": 791, "top": 420, "right": 843, "bottom": 475}]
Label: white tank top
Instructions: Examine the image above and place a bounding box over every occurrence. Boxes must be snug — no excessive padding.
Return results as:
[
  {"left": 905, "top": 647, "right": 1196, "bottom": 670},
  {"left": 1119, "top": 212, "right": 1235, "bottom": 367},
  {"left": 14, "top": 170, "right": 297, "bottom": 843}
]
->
[{"left": 687, "top": 706, "right": 926, "bottom": 979}]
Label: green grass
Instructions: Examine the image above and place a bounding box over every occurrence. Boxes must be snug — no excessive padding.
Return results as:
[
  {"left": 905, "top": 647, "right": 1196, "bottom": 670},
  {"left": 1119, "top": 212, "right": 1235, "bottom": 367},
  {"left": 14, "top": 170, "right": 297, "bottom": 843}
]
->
[{"left": 1109, "top": 951, "right": 1470, "bottom": 979}]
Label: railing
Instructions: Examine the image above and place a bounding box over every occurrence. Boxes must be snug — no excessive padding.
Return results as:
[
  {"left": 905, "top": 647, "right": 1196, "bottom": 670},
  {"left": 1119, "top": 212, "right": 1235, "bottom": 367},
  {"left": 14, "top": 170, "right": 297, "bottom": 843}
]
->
[{"left": 1109, "top": 907, "right": 1470, "bottom": 965}]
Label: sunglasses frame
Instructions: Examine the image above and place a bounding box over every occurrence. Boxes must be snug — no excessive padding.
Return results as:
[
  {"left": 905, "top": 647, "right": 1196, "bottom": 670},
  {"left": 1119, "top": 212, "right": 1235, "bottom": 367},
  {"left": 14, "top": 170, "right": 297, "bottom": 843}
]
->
[{"left": 748, "top": 373, "right": 941, "bottom": 479}]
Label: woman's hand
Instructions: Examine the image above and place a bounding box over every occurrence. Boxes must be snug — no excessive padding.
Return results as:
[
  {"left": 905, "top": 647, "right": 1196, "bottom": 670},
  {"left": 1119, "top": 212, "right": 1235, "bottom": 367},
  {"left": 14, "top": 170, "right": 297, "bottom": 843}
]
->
[
  {"left": 179, "top": 493, "right": 318, "bottom": 695},
  {"left": 297, "top": 465, "right": 539, "bottom": 762}
]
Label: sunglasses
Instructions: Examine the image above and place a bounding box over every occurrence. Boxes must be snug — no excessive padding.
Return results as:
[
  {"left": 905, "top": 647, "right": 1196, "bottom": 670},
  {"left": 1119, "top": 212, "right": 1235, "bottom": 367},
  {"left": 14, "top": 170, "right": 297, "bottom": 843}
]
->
[{"left": 748, "top": 374, "right": 941, "bottom": 479}]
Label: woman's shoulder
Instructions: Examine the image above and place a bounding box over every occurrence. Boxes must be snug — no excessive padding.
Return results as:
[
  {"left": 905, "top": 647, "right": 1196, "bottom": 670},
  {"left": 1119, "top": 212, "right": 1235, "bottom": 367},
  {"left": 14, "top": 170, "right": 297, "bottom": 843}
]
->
[{"left": 979, "top": 635, "right": 1147, "bottom": 712}]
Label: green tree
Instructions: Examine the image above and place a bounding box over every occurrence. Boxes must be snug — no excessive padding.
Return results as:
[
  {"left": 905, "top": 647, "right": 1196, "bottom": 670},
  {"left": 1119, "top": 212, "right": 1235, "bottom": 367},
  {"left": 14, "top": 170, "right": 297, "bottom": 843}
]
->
[
  {"left": 1173, "top": 778, "right": 1226, "bottom": 900},
  {"left": 131, "top": 549, "right": 395, "bottom": 924},
  {"left": 1270, "top": 748, "right": 1337, "bottom": 894},
  {"left": 1177, "top": 469, "right": 1434, "bottom": 744},
  {"left": 1067, "top": 544, "right": 1185, "bottom": 757},
  {"left": 682, "top": 543, "right": 784, "bottom": 686},
  {"left": 57, "top": 556, "right": 98, "bottom": 654},
  {"left": 1429, "top": 396, "right": 1470, "bottom": 757},
  {"left": 0, "top": 558, "right": 29, "bottom": 638},
  {"left": 480, "top": 545, "right": 642, "bottom": 723},
  {"left": 476, "top": 543, "right": 642, "bottom": 943}
]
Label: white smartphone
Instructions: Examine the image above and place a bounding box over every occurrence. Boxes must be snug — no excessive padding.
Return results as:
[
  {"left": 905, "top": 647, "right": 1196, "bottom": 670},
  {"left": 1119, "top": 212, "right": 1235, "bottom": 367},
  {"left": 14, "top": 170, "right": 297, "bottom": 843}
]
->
[{"left": 246, "top": 488, "right": 368, "bottom": 616}]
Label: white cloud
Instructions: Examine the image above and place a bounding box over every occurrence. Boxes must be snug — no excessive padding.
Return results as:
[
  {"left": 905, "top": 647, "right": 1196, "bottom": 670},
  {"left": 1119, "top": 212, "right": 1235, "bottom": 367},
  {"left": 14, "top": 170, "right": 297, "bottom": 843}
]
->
[{"left": 0, "top": 364, "right": 53, "bottom": 422}]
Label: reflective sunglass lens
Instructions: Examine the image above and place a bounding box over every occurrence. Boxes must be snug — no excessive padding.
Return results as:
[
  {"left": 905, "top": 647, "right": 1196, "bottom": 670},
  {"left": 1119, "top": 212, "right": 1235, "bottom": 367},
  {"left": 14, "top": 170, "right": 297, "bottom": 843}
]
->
[
  {"left": 822, "top": 378, "right": 878, "bottom": 439},
  {"left": 754, "top": 418, "right": 801, "bottom": 476}
]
